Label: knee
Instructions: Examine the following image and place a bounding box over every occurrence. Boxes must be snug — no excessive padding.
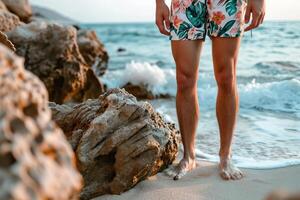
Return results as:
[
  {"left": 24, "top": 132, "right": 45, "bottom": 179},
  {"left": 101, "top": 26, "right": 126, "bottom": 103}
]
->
[
  {"left": 215, "top": 69, "right": 236, "bottom": 93},
  {"left": 176, "top": 71, "right": 197, "bottom": 92}
]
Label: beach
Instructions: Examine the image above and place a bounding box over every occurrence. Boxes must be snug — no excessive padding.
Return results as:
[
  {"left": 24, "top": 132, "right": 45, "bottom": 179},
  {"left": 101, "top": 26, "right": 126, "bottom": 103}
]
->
[
  {"left": 1, "top": 1, "right": 299, "bottom": 199},
  {"left": 95, "top": 158, "right": 300, "bottom": 200}
]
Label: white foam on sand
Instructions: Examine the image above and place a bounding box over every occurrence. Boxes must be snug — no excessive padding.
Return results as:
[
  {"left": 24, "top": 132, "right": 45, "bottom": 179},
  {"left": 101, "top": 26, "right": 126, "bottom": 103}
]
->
[{"left": 195, "top": 149, "right": 300, "bottom": 169}]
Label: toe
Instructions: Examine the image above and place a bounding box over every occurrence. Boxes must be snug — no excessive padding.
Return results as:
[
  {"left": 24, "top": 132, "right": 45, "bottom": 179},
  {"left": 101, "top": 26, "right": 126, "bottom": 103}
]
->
[
  {"left": 237, "top": 171, "right": 244, "bottom": 179},
  {"left": 231, "top": 170, "right": 244, "bottom": 180},
  {"left": 220, "top": 170, "right": 230, "bottom": 180},
  {"left": 173, "top": 170, "right": 187, "bottom": 181},
  {"left": 164, "top": 166, "right": 177, "bottom": 177},
  {"left": 231, "top": 172, "right": 240, "bottom": 180}
]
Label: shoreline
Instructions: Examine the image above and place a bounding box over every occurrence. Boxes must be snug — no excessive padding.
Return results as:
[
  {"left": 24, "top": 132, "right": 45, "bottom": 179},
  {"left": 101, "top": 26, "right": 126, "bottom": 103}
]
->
[{"left": 94, "top": 159, "right": 300, "bottom": 200}]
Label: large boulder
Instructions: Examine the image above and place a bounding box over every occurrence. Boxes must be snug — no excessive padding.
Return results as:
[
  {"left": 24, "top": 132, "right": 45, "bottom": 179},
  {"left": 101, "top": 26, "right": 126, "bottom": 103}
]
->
[
  {"left": 2, "top": 0, "right": 32, "bottom": 22},
  {"left": 0, "top": 6, "right": 21, "bottom": 32},
  {"left": 77, "top": 29, "right": 109, "bottom": 76},
  {"left": 0, "top": 44, "right": 82, "bottom": 200},
  {"left": 7, "top": 21, "right": 105, "bottom": 104},
  {"left": 50, "top": 88, "right": 180, "bottom": 200}
]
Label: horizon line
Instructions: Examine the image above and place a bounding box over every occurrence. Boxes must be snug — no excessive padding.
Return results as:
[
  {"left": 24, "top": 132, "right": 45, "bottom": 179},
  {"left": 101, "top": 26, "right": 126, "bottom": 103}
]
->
[{"left": 77, "top": 19, "right": 300, "bottom": 25}]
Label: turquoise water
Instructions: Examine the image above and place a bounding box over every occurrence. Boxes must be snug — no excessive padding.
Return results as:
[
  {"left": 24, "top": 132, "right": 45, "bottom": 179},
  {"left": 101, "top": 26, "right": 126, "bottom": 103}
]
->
[{"left": 80, "top": 21, "right": 300, "bottom": 169}]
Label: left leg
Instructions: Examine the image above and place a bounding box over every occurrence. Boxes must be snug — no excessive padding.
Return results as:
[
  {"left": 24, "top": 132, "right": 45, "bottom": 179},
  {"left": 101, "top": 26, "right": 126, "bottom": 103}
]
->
[{"left": 212, "top": 37, "right": 243, "bottom": 180}]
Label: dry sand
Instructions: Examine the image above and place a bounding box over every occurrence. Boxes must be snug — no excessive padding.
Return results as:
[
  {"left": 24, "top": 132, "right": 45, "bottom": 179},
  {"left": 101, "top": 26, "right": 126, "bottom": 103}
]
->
[{"left": 94, "top": 159, "right": 300, "bottom": 200}]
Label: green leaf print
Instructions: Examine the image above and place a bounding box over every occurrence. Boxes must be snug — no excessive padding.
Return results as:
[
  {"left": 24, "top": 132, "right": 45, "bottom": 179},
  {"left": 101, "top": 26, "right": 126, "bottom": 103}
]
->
[
  {"left": 186, "top": 1, "right": 206, "bottom": 28},
  {"left": 209, "top": 21, "right": 219, "bottom": 35},
  {"left": 219, "top": 0, "right": 237, "bottom": 16},
  {"left": 177, "top": 21, "right": 192, "bottom": 39},
  {"left": 218, "top": 20, "right": 235, "bottom": 36}
]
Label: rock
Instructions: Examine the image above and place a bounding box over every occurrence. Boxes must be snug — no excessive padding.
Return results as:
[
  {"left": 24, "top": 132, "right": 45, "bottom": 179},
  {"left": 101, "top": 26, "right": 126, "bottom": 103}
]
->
[
  {"left": 77, "top": 29, "right": 109, "bottom": 76},
  {"left": 0, "top": 0, "right": 7, "bottom": 10},
  {"left": 31, "top": 5, "right": 77, "bottom": 25},
  {"left": 0, "top": 9, "right": 21, "bottom": 32},
  {"left": 123, "top": 82, "right": 171, "bottom": 100},
  {"left": 49, "top": 88, "right": 180, "bottom": 200},
  {"left": 0, "top": 31, "right": 15, "bottom": 51},
  {"left": 7, "top": 21, "right": 105, "bottom": 104},
  {"left": 0, "top": 44, "right": 82, "bottom": 200},
  {"left": 117, "top": 47, "right": 126, "bottom": 53},
  {"left": 2, "top": 0, "right": 32, "bottom": 22},
  {"left": 266, "top": 190, "right": 300, "bottom": 200}
]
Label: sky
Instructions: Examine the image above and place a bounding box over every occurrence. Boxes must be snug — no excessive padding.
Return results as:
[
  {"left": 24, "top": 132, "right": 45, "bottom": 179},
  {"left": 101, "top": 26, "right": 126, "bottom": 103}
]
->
[{"left": 30, "top": 0, "right": 300, "bottom": 23}]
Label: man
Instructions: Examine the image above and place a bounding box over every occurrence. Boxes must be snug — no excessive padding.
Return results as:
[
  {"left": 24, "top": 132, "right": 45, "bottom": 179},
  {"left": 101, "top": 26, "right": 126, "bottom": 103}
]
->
[{"left": 155, "top": 0, "right": 266, "bottom": 180}]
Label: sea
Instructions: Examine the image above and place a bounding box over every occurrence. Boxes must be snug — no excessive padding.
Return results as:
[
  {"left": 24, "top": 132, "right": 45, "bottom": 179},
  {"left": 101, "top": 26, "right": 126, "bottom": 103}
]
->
[{"left": 80, "top": 21, "right": 300, "bottom": 169}]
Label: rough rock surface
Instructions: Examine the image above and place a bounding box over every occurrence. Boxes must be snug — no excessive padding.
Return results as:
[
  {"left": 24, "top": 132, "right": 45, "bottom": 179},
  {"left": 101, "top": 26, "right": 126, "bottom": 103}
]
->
[
  {"left": 7, "top": 21, "right": 105, "bottom": 104},
  {"left": 0, "top": 0, "right": 7, "bottom": 10},
  {"left": 2, "top": 0, "right": 32, "bottom": 22},
  {"left": 77, "top": 29, "right": 109, "bottom": 76},
  {"left": 0, "top": 44, "right": 82, "bottom": 200},
  {"left": 50, "top": 88, "right": 180, "bottom": 200},
  {"left": 0, "top": 8, "right": 21, "bottom": 32},
  {"left": 123, "top": 82, "right": 171, "bottom": 100},
  {"left": 0, "top": 31, "right": 15, "bottom": 51}
]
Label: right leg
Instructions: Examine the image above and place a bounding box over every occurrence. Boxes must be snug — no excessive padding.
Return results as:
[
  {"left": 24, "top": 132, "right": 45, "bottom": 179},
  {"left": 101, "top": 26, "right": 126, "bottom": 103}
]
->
[{"left": 166, "top": 40, "right": 203, "bottom": 180}]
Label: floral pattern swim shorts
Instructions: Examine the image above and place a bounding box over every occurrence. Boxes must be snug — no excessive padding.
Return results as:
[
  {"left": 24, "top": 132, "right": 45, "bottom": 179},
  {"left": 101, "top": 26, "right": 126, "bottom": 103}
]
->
[{"left": 170, "top": 0, "right": 248, "bottom": 40}]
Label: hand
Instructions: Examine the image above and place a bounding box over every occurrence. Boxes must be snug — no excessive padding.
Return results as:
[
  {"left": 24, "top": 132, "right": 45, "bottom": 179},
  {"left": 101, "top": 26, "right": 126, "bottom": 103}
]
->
[
  {"left": 244, "top": 0, "right": 266, "bottom": 32},
  {"left": 155, "top": 0, "right": 171, "bottom": 36}
]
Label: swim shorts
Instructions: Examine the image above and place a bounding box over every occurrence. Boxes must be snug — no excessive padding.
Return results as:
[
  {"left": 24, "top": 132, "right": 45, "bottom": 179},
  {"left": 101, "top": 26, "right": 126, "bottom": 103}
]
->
[{"left": 170, "top": 0, "right": 248, "bottom": 40}]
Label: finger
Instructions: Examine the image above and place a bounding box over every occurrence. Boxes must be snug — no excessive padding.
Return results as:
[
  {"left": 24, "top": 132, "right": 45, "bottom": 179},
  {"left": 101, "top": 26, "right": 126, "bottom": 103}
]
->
[
  {"left": 244, "top": 6, "right": 251, "bottom": 24},
  {"left": 257, "top": 13, "right": 264, "bottom": 27},
  {"left": 259, "top": 12, "right": 265, "bottom": 24},
  {"left": 156, "top": 16, "right": 170, "bottom": 36},
  {"left": 244, "top": 13, "right": 260, "bottom": 32},
  {"left": 164, "top": 13, "right": 171, "bottom": 30}
]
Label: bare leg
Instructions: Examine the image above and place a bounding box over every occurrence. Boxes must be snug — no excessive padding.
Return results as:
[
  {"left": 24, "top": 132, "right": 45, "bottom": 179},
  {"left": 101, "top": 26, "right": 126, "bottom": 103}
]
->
[
  {"left": 212, "top": 37, "right": 244, "bottom": 180},
  {"left": 165, "top": 40, "right": 203, "bottom": 180}
]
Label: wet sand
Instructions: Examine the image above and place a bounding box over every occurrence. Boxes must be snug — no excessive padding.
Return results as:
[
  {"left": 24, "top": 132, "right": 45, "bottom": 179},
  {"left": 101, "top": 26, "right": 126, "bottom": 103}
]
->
[{"left": 95, "top": 159, "right": 300, "bottom": 200}]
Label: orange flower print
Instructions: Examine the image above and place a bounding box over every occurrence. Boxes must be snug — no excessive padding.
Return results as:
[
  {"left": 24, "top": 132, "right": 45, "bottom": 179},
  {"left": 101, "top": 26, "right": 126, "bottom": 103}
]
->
[
  {"left": 172, "top": 0, "right": 193, "bottom": 13},
  {"left": 230, "top": 27, "right": 238, "bottom": 35},
  {"left": 173, "top": 15, "right": 183, "bottom": 29},
  {"left": 172, "top": 0, "right": 181, "bottom": 12},
  {"left": 212, "top": 11, "right": 225, "bottom": 25},
  {"left": 182, "top": 0, "right": 193, "bottom": 9},
  {"left": 236, "top": 10, "right": 242, "bottom": 20},
  {"left": 188, "top": 27, "right": 197, "bottom": 39}
]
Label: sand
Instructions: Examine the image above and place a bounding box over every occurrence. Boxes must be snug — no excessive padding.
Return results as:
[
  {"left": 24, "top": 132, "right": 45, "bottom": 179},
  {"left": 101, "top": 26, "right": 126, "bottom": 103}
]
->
[{"left": 94, "top": 159, "right": 300, "bottom": 200}]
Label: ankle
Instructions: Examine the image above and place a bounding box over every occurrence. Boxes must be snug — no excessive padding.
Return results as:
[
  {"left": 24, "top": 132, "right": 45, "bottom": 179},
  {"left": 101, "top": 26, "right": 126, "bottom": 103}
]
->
[
  {"left": 184, "top": 152, "right": 196, "bottom": 161},
  {"left": 219, "top": 150, "right": 231, "bottom": 161}
]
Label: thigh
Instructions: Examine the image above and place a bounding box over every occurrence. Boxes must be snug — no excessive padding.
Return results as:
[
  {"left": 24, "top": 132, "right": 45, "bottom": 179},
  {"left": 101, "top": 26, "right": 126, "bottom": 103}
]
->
[
  {"left": 171, "top": 40, "right": 203, "bottom": 78},
  {"left": 211, "top": 37, "right": 241, "bottom": 76}
]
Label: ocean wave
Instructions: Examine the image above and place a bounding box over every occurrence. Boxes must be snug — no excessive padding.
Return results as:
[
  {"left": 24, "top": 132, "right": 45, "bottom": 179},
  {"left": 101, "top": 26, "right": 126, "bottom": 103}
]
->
[
  {"left": 102, "top": 60, "right": 177, "bottom": 96},
  {"left": 102, "top": 61, "right": 300, "bottom": 113},
  {"left": 239, "top": 78, "right": 300, "bottom": 112}
]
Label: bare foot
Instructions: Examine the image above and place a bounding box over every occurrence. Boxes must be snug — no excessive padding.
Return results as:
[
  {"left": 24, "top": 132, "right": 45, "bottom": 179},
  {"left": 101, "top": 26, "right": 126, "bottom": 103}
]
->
[
  {"left": 164, "top": 157, "right": 197, "bottom": 180},
  {"left": 219, "top": 158, "right": 244, "bottom": 180}
]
